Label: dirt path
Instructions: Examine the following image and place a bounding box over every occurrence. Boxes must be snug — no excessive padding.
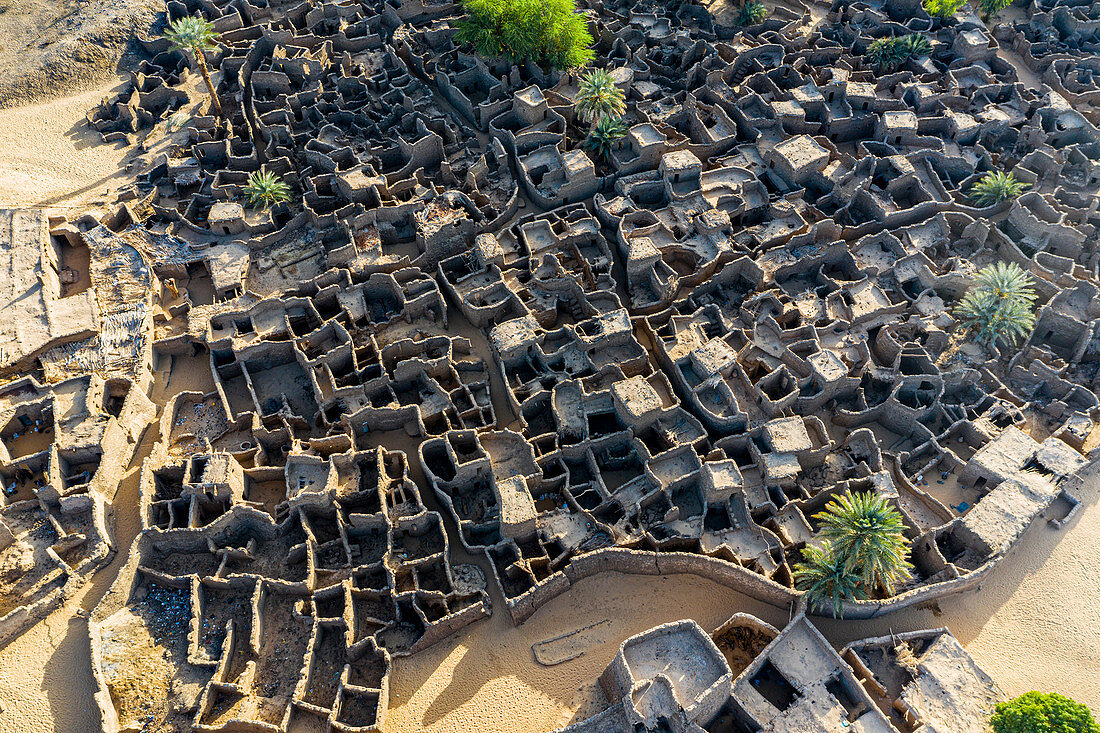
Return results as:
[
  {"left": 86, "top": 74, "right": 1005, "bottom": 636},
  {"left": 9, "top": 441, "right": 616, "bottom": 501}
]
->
[{"left": 0, "top": 82, "right": 136, "bottom": 209}]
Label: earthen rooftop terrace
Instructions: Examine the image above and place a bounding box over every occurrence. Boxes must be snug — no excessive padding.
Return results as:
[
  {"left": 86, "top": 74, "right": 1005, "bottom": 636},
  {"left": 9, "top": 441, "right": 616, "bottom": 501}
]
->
[{"left": 0, "top": 0, "right": 1099, "bottom": 728}]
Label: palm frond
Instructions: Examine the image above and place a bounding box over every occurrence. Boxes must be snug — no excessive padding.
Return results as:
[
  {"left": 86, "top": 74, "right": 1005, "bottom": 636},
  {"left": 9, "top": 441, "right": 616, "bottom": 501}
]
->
[
  {"left": 575, "top": 69, "right": 626, "bottom": 124},
  {"left": 969, "top": 171, "right": 1029, "bottom": 206},
  {"left": 736, "top": 0, "right": 768, "bottom": 26},
  {"left": 865, "top": 37, "right": 907, "bottom": 71},
  {"left": 901, "top": 33, "right": 932, "bottom": 56},
  {"left": 978, "top": 0, "right": 1011, "bottom": 19},
  {"left": 814, "top": 491, "right": 913, "bottom": 595},
  {"left": 583, "top": 115, "right": 629, "bottom": 162},
  {"left": 954, "top": 261, "right": 1037, "bottom": 347},
  {"left": 793, "top": 541, "right": 868, "bottom": 618},
  {"left": 163, "top": 16, "right": 219, "bottom": 53},
  {"left": 244, "top": 169, "right": 291, "bottom": 209}
]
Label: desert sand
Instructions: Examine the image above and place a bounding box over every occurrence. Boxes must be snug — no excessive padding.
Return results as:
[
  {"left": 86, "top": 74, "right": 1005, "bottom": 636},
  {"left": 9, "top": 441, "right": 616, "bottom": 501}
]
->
[
  {"left": 0, "top": 82, "right": 135, "bottom": 209},
  {"left": 0, "top": 0, "right": 157, "bottom": 109}
]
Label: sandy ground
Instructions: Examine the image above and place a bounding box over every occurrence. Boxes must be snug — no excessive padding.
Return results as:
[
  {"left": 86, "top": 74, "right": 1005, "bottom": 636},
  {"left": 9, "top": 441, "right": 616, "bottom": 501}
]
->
[
  {"left": 0, "top": 82, "right": 137, "bottom": 209},
  {"left": 0, "top": 428, "right": 155, "bottom": 733},
  {"left": 387, "top": 573, "right": 791, "bottom": 733},
  {"left": 0, "top": 87, "right": 143, "bottom": 730},
  {"left": 0, "top": 353, "right": 194, "bottom": 733}
]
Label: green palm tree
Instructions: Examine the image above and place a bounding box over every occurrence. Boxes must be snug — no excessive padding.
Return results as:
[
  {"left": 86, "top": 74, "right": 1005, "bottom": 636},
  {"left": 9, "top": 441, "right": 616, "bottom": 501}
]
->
[
  {"left": 736, "top": 0, "right": 768, "bottom": 26},
  {"left": 955, "top": 261, "right": 1037, "bottom": 347},
  {"left": 901, "top": 33, "right": 932, "bottom": 57},
  {"left": 583, "top": 115, "right": 629, "bottom": 162},
  {"left": 865, "top": 38, "right": 909, "bottom": 71},
  {"left": 814, "top": 491, "right": 912, "bottom": 595},
  {"left": 575, "top": 69, "right": 626, "bottom": 127},
  {"left": 969, "top": 171, "right": 1029, "bottom": 206},
  {"left": 164, "top": 16, "right": 223, "bottom": 117},
  {"left": 793, "top": 541, "right": 868, "bottom": 618},
  {"left": 243, "top": 169, "right": 291, "bottom": 209}
]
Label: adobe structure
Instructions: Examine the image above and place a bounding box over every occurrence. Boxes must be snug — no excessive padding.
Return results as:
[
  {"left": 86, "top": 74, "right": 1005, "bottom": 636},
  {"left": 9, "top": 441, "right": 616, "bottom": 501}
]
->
[{"left": 0, "top": 0, "right": 1099, "bottom": 728}]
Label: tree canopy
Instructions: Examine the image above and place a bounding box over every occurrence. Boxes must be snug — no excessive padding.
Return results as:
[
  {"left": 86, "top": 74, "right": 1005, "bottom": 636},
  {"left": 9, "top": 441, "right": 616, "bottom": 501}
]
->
[
  {"left": 955, "top": 261, "right": 1037, "bottom": 348},
  {"left": 991, "top": 692, "right": 1100, "bottom": 733},
  {"left": 454, "top": 0, "right": 595, "bottom": 70}
]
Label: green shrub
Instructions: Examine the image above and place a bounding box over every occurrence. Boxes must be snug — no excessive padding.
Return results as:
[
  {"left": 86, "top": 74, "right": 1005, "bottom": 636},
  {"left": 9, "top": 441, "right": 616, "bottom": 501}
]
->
[
  {"left": 454, "top": 0, "right": 594, "bottom": 70},
  {"left": 736, "top": 0, "right": 768, "bottom": 26},
  {"left": 865, "top": 38, "right": 908, "bottom": 71},
  {"left": 978, "top": 0, "right": 1011, "bottom": 19},
  {"left": 923, "top": 0, "right": 967, "bottom": 19},
  {"left": 583, "top": 115, "right": 629, "bottom": 162},
  {"left": 969, "top": 170, "right": 1029, "bottom": 206},
  {"left": 865, "top": 34, "right": 932, "bottom": 71},
  {"left": 575, "top": 69, "right": 626, "bottom": 126},
  {"left": 955, "top": 261, "right": 1036, "bottom": 347},
  {"left": 243, "top": 169, "right": 291, "bottom": 209},
  {"left": 991, "top": 691, "right": 1100, "bottom": 733}
]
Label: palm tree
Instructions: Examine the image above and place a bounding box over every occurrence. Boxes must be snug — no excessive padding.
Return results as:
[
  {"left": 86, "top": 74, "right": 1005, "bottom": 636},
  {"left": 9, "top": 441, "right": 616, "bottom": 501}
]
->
[
  {"left": 575, "top": 69, "right": 626, "bottom": 127},
  {"left": 583, "top": 115, "right": 629, "bottom": 163},
  {"left": 814, "top": 491, "right": 913, "bottom": 595},
  {"left": 164, "top": 16, "right": 223, "bottom": 117},
  {"left": 243, "top": 169, "right": 291, "bottom": 209},
  {"left": 793, "top": 541, "right": 868, "bottom": 618},
  {"left": 736, "top": 0, "right": 768, "bottom": 26},
  {"left": 969, "top": 171, "right": 1029, "bottom": 206},
  {"left": 865, "top": 38, "right": 908, "bottom": 71},
  {"left": 955, "top": 261, "right": 1037, "bottom": 347},
  {"left": 901, "top": 33, "right": 932, "bottom": 57}
]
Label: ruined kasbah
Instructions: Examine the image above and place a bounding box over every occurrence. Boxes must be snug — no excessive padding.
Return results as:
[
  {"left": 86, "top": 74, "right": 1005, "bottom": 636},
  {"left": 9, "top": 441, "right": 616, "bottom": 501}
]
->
[{"left": 0, "top": 0, "right": 1098, "bottom": 729}]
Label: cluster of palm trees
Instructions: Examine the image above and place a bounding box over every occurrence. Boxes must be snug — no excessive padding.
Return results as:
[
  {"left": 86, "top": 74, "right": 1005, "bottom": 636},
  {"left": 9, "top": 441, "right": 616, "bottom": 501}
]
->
[
  {"left": 793, "top": 491, "right": 913, "bottom": 617},
  {"left": 575, "top": 69, "right": 629, "bottom": 164},
  {"left": 864, "top": 33, "right": 932, "bottom": 72},
  {"left": 955, "top": 261, "right": 1037, "bottom": 348}
]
